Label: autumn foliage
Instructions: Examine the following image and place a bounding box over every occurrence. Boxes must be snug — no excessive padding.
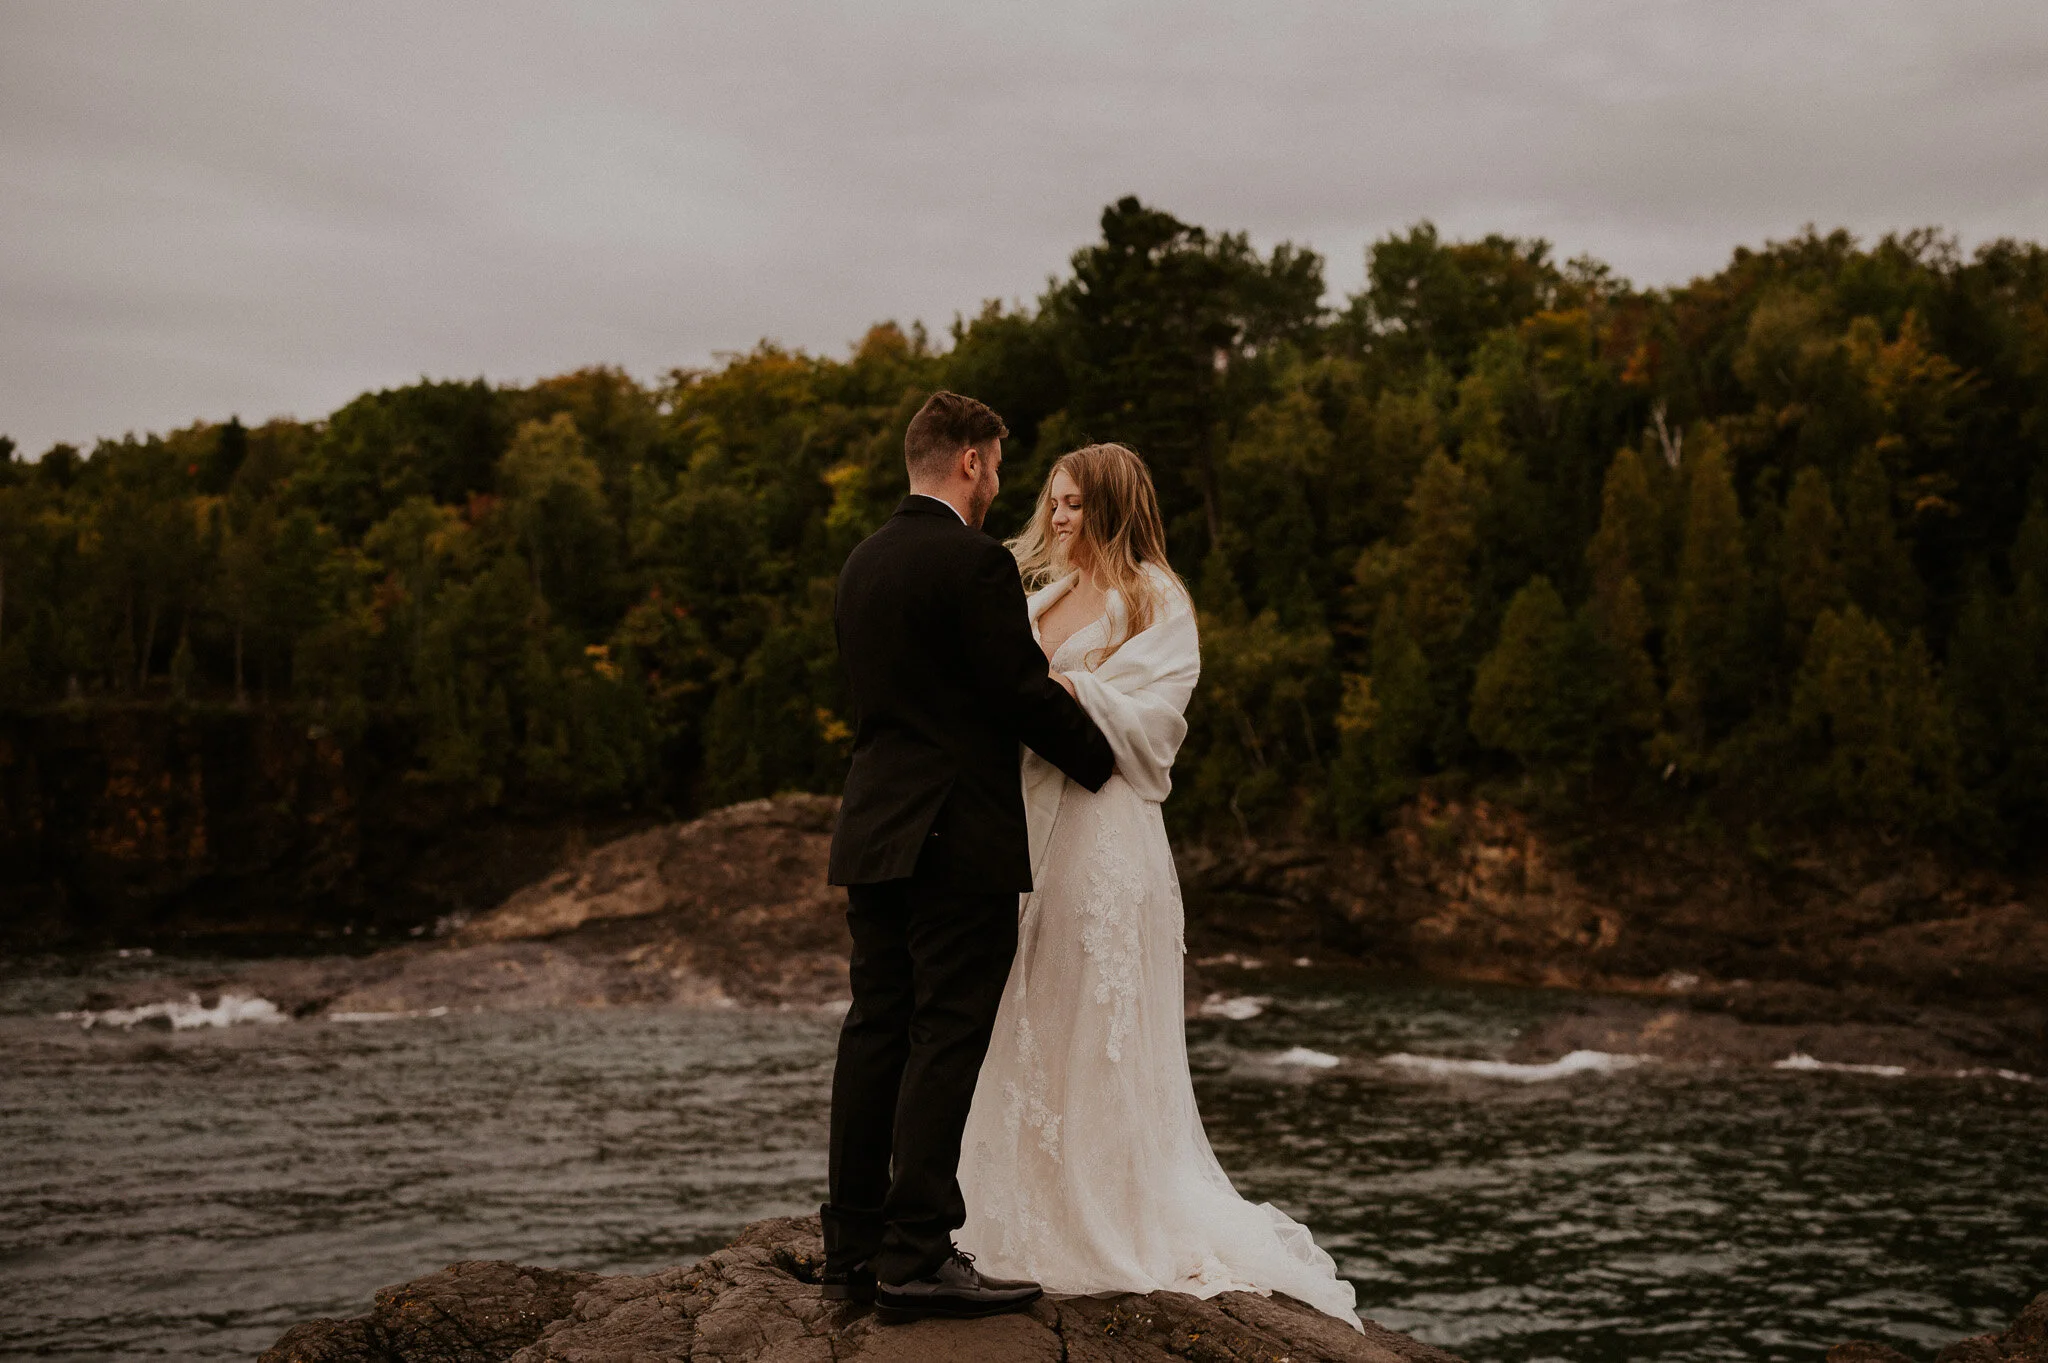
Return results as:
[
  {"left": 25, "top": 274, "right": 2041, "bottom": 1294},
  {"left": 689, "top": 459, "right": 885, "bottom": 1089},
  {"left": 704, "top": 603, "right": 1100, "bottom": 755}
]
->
[{"left": 3, "top": 201, "right": 2044, "bottom": 854}]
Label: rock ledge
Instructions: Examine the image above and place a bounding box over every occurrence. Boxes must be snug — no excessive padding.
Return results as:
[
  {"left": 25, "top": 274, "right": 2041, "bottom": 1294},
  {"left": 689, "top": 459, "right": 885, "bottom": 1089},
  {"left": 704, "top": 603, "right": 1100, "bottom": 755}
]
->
[{"left": 259, "top": 1215, "right": 1465, "bottom": 1363}]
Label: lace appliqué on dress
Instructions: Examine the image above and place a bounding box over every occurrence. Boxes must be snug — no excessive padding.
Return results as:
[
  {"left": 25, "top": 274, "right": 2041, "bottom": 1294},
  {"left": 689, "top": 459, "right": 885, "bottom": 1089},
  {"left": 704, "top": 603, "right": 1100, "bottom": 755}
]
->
[
  {"left": 1001, "top": 1010, "right": 1061, "bottom": 1162},
  {"left": 1080, "top": 815, "right": 1145, "bottom": 1063}
]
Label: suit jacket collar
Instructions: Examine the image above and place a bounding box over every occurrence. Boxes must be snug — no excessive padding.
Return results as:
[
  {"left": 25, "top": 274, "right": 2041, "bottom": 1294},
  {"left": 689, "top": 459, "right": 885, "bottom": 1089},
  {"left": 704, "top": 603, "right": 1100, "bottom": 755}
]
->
[{"left": 896, "top": 494, "right": 970, "bottom": 525}]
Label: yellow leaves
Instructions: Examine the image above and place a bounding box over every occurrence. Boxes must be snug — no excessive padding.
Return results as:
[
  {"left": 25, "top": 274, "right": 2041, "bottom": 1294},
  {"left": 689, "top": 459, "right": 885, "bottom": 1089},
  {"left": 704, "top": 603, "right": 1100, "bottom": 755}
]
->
[
  {"left": 1732, "top": 289, "right": 1832, "bottom": 399},
  {"left": 1518, "top": 307, "right": 1598, "bottom": 396},
  {"left": 1851, "top": 310, "right": 1970, "bottom": 435},
  {"left": 1619, "top": 339, "right": 1658, "bottom": 390},
  {"left": 815, "top": 707, "right": 853, "bottom": 747},
  {"left": 1225, "top": 388, "right": 1332, "bottom": 480},
  {"left": 583, "top": 644, "right": 619, "bottom": 682},
  {"left": 499, "top": 414, "right": 603, "bottom": 504},
  {"left": 1334, "top": 672, "right": 1378, "bottom": 738},
  {"left": 822, "top": 459, "right": 872, "bottom": 540}
]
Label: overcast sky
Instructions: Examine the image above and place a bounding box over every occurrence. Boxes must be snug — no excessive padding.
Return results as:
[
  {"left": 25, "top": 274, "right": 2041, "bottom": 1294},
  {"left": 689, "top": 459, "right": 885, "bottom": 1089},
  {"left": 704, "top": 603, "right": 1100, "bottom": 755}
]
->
[{"left": 5, "top": 1, "right": 2046, "bottom": 456}]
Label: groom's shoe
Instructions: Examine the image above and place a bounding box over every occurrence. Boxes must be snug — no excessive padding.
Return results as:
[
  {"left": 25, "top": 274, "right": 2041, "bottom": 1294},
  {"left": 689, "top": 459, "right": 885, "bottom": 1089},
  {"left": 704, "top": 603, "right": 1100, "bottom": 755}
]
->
[
  {"left": 873, "top": 1250, "right": 1041, "bottom": 1324},
  {"left": 819, "top": 1264, "right": 876, "bottom": 1303}
]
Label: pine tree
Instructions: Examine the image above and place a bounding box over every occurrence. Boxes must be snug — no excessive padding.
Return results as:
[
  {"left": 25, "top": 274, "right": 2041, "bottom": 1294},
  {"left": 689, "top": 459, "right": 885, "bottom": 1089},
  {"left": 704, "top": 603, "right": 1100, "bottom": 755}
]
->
[
  {"left": 1399, "top": 449, "right": 1479, "bottom": 657},
  {"left": 1664, "top": 435, "right": 1753, "bottom": 761},
  {"left": 1469, "top": 575, "right": 1597, "bottom": 771},
  {"left": 1779, "top": 465, "right": 1847, "bottom": 657},
  {"left": 1361, "top": 599, "right": 1434, "bottom": 811},
  {"left": 1840, "top": 444, "right": 1923, "bottom": 633},
  {"left": 1585, "top": 448, "right": 1663, "bottom": 739},
  {"left": 1586, "top": 447, "right": 1665, "bottom": 614},
  {"left": 1790, "top": 606, "right": 1959, "bottom": 831},
  {"left": 1587, "top": 572, "right": 1659, "bottom": 741}
]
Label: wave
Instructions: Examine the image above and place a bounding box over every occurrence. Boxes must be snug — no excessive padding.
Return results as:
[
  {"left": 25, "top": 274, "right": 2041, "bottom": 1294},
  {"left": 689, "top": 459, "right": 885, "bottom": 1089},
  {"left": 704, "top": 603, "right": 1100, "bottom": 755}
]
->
[
  {"left": 1773, "top": 1052, "right": 1908, "bottom": 1077},
  {"left": 1380, "top": 1049, "right": 1649, "bottom": 1082},
  {"left": 327, "top": 1006, "right": 452, "bottom": 1023},
  {"left": 1271, "top": 1045, "right": 1342, "bottom": 1068},
  {"left": 57, "top": 993, "right": 287, "bottom": 1031},
  {"left": 1199, "top": 994, "right": 1270, "bottom": 1021},
  {"left": 1775, "top": 1053, "right": 2041, "bottom": 1083}
]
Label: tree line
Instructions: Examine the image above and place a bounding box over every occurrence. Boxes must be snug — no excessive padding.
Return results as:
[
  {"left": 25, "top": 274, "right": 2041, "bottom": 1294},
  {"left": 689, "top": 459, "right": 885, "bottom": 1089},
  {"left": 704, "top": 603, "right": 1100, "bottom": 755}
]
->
[{"left": 3, "top": 197, "right": 2044, "bottom": 857}]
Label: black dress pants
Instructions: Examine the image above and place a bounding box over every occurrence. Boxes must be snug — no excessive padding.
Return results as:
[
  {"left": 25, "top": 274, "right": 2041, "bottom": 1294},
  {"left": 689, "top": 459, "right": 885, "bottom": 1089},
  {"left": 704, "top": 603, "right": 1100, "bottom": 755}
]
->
[{"left": 821, "top": 873, "right": 1017, "bottom": 1284}]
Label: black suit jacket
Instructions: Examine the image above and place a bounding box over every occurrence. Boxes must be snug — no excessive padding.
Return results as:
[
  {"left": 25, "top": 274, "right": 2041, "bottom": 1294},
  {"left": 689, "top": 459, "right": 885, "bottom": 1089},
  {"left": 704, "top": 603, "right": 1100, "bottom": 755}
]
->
[{"left": 828, "top": 496, "right": 1115, "bottom": 891}]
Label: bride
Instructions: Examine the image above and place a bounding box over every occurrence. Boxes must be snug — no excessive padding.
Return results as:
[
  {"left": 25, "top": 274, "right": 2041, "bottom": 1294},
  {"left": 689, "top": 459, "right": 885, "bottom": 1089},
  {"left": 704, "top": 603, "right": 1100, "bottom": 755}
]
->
[{"left": 956, "top": 442, "right": 1360, "bottom": 1327}]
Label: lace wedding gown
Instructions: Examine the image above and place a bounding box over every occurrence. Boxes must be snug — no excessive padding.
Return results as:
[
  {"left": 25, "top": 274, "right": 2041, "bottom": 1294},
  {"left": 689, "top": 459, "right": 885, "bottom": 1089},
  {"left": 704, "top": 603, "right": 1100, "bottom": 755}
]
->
[{"left": 956, "top": 566, "right": 1360, "bottom": 1327}]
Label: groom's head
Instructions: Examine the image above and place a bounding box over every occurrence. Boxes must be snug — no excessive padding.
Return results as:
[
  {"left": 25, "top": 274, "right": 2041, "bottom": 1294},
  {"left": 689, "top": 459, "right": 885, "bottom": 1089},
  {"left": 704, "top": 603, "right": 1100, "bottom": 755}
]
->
[{"left": 905, "top": 391, "right": 1007, "bottom": 528}]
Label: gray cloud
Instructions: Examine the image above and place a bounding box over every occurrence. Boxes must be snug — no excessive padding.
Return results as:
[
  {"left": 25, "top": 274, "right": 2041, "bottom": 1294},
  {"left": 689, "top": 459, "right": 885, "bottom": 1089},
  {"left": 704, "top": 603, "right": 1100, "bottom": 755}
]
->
[{"left": 4, "top": 0, "right": 2046, "bottom": 454}]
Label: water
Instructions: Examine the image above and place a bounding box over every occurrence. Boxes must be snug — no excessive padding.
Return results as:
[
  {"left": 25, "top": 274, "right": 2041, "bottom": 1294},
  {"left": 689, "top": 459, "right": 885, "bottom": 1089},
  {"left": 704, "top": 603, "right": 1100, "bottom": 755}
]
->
[{"left": 2, "top": 956, "right": 2042, "bottom": 1362}]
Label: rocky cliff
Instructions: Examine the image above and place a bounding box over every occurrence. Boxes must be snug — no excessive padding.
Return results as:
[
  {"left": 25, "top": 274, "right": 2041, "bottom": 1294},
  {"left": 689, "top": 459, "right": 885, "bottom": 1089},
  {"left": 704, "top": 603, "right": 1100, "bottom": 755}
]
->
[
  {"left": 58, "top": 790, "right": 2047, "bottom": 1071},
  {"left": 1180, "top": 793, "right": 2047, "bottom": 1006},
  {"left": 60, "top": 794, "right": 846, "bottom": 1019},
  {"left": 1179, "top": 794, "right": 2047, "bottom": 1072},
  {"left": 257, "top": 1215, "right": 1464, "bottom": 1363}
]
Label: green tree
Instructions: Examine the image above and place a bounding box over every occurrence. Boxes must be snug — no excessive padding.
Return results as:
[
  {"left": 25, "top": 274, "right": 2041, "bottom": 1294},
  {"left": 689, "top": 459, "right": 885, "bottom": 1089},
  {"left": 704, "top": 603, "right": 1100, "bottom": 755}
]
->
[
  {"left": 1470, "top": 575, "right": 1600, "bottom": 772},
  {"left": 1779, "top": 465, "right": 1847, "bottom": 656},
  {"left": 1789, "top": 606, "right": 1959, "bottom": 830},
  {"left": 1663, "top": 435, "right": 1754, "bottom": 762},
  {"left": 498, "top": 413, "right": 620, "bottom": 631},
  {"left": 1584, "top": 449, "right": 1663, "bottom": 738},
  {"left": 1839, "top": 444, "right": 1924, "bottom": 633},
  {"left": 1058, "top": 195, "right": 1324, "bottom": 555},
  {"left": 1344, "top": 222, "right": 1563, "bottom": 373}
]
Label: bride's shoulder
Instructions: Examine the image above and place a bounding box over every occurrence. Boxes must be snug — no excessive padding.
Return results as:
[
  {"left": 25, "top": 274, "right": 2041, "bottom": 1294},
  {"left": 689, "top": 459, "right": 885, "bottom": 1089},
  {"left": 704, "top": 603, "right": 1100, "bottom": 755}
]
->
[{"left": 1139, "top": 562, "right": 1194, "bottom": 618}]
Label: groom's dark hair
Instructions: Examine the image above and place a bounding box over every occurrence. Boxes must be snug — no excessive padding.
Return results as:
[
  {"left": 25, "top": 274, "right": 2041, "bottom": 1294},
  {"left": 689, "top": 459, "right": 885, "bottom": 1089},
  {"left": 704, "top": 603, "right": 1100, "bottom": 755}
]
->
[{"left": 905, "top": 391, "right": 1008, "bottom": 479}]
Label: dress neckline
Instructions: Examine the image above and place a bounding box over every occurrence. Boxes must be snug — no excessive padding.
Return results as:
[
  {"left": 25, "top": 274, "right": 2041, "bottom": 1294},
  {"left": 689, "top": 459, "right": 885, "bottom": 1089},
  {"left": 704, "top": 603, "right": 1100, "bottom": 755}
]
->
[{"left": 1031, "top": 572, "right": 1112, "bottom": 667}]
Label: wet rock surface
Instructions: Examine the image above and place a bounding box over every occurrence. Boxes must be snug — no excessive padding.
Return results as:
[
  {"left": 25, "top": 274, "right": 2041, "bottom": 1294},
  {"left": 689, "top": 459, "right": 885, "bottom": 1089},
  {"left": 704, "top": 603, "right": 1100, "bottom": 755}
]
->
[
  {"left": 258, "top": 1215, "right": 1462, "bottom": 1363},
  {"left": 1178, "top": 795, "right": 2047, "bottom": 1003},
  {"left": 1507, "top": 982, "right": 2047, "bottom": 1077},
  {"left": 66, "top": 795, "right": 849, "bottom": 1019},
  {"left": 56, "top": 792, "right": 2046, "bottom": 1072},
  {"left": 1179, "top": 795, "right": 2047, "bottom": 1071}
]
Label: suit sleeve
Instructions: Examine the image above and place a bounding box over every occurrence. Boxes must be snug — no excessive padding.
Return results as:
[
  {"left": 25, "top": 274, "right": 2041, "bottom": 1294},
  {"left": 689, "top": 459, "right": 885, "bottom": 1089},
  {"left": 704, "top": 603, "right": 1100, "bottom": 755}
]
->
[{"left": 961, "top": 541, "right": 1115, "bottom": 792}]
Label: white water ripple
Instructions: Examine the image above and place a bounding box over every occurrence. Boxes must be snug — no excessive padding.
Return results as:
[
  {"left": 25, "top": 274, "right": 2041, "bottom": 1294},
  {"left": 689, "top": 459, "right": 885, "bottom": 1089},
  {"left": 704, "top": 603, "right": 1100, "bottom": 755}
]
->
[
  {"left": 1272, "top": 1045, "right": 1343, "bottom": 1068},
  {"left": 1381, "top": 1049, "right": 1651, "bottom": 1082},
  {"left": 56, "top": 993, "right": 287, "bottom": 1031}
]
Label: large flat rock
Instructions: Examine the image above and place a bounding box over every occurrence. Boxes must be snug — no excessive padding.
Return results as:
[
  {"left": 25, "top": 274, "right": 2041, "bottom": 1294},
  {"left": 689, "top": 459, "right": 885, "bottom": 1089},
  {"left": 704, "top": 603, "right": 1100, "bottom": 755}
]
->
[{"left": 259, "top": 1215, "right": 1464, "bottom": 1363}]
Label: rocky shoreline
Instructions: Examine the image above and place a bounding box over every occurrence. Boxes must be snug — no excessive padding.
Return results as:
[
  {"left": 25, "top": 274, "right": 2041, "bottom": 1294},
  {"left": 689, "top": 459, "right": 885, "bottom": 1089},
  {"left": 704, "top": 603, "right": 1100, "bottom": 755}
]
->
[
  {"left": 47, "top": 793, "right": 2047, "bottom": 1077},
  {"left": 256, "top": 1216, "right": 2047, "bottom": 1363},
  {"left": 255, "top": 1214, "right": 1462, "bottom": 1363}
]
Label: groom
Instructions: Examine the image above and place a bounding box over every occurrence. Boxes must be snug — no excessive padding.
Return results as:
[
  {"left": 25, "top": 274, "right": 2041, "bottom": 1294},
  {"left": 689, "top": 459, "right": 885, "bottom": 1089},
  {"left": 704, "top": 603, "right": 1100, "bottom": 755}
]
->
[{"left": 822, "top": 391, "right": 1115, "bottom": 1321}]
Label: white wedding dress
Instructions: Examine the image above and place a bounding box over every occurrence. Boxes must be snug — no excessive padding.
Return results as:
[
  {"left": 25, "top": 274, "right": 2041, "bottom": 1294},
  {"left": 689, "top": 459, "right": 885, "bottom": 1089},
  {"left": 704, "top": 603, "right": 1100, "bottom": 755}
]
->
[{"left": 956, "top": 565, "right": 1360, "bottom": 1327}]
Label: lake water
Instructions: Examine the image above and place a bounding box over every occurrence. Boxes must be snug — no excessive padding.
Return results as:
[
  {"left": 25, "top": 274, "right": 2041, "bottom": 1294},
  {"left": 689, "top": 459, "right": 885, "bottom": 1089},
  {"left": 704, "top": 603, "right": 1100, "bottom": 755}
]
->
[{"left": 2, "top": 952, "right": 2042, "bottom": 1362}]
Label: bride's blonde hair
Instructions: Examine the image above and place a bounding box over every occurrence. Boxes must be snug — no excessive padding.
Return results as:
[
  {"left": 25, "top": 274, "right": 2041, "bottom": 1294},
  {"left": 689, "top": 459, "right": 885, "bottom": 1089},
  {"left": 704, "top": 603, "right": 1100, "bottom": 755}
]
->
[{"left": 1007, "top": 442, "right": 1186, "bottom": 665}]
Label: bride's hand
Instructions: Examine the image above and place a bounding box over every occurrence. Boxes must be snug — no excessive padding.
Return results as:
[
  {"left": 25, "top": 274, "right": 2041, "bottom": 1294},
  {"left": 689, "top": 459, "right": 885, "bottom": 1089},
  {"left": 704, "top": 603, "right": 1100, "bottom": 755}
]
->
[{"left": 1052, "top": 671, "right": 1077, "bottom": 698}]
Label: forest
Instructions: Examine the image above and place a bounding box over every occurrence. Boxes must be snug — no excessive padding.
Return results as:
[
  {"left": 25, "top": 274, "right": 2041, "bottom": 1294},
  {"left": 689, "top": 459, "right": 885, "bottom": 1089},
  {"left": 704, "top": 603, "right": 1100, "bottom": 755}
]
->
[{"left": 3, "top": 198, "right": 2045, "bottom": 860}]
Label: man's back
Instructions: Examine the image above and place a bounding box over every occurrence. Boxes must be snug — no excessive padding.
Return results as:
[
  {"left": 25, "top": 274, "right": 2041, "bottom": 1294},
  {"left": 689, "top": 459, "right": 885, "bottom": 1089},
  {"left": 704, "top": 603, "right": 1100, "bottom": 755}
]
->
[{"left": 829, "top": 496, "right": 1111, "bottom": 890}]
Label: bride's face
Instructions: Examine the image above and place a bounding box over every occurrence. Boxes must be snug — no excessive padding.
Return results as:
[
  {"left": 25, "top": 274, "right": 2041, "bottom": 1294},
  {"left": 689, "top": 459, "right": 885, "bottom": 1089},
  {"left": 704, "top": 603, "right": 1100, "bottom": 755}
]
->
[{"left": 1047, "top": 468, "right": 1086, "bottom": 566}]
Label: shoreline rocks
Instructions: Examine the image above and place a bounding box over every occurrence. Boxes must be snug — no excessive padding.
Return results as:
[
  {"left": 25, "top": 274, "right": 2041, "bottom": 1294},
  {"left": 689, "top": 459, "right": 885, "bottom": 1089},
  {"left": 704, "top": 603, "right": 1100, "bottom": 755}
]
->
[
  {"left": 1177, "top": 794, "right": 2048, "bottom": 1009},
  {"left": 61, "top": 794, "right": 850, "bottom": 1021},
  {"left": 258, "top": 1215, "right": 1464, "bottom": 1363},
  {"left": 47, "top": 792, "right": 2047, "bottom": 1073}
]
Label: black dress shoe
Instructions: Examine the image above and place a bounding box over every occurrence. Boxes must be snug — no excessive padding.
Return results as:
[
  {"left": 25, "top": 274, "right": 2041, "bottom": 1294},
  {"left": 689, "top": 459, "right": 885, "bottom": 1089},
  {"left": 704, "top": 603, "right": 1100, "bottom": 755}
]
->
[
  {"left": 819, "top": 1265, "right": 876, "bottom": 1303},
  {"left": 873, "top": 1250, "right": 1041, "bottom": 1324}
]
